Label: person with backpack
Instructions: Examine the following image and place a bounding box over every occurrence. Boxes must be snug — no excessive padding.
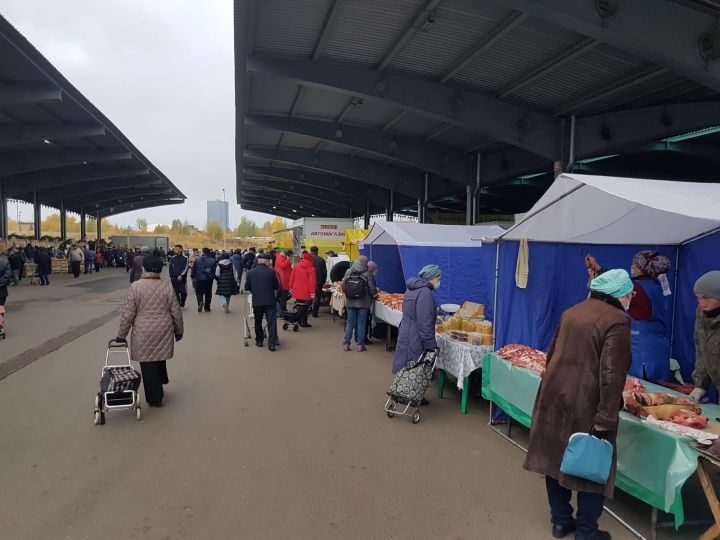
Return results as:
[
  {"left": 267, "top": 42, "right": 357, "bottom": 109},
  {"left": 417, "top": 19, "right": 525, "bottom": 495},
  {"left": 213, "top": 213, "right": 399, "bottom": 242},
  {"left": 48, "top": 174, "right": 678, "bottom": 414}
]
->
[
  {"left": 341, "top": 257, "right": 376, "bottom": 352},
  {"left": 191, "top": 247, "right": 217, "bottom": 312},
  {"left": 215, "top": 252, "right": 240, "bottom": 313}
]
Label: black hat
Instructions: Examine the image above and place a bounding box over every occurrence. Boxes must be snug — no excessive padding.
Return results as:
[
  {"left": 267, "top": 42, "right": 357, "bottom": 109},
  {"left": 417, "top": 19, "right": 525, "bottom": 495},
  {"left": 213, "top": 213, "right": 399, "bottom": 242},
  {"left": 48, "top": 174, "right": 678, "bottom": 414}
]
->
[
  {"left": 142, "top": 255, "right": 164, "bottom": 273},
  {"left": 257, "top": 253, "right": 271, "bottom": 261}
]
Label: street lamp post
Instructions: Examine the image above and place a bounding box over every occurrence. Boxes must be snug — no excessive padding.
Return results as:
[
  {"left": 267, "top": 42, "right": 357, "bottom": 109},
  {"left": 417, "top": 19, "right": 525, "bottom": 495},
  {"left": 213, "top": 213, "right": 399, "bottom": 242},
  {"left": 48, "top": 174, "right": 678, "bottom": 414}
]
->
[{"left": 222, "top": 188, "right": 227, "bottom": 251}]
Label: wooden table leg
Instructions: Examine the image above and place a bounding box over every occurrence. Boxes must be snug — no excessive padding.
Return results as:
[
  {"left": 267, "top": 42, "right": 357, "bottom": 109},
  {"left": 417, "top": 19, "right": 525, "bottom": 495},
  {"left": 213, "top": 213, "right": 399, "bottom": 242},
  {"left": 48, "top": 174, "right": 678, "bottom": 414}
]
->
[
  {"left": 437, "top": 369, "right": 445, "bottom": 399},
  {"left": 698, "top": 459, "right": 720, "bottom": 540}
]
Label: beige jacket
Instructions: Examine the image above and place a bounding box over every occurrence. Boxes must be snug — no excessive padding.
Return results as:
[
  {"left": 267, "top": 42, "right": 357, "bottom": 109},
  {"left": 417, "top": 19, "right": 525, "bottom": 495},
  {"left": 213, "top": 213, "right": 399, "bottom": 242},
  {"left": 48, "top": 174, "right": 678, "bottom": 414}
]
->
[{"left": 118, "top": 275, "right": 183, "bottom": 362}]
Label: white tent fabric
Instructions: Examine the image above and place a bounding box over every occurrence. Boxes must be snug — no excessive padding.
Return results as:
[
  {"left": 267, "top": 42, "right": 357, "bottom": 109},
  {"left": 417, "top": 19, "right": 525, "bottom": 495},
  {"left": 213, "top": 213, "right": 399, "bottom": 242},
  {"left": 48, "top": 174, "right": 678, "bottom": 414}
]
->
[
  {"left": 501, "top": 173, "right": 720, "bottom": 245},
  {"left": 360, "top": 222, "right": 505, "bottom": 247}
]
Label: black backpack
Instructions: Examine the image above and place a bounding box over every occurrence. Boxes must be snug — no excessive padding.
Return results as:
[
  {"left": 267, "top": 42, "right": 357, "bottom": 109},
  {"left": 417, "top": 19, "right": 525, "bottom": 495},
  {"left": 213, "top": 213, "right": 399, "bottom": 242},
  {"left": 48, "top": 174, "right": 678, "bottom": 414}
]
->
[{"left": 344, "top": 271, "right": 367, "bottom": 300}]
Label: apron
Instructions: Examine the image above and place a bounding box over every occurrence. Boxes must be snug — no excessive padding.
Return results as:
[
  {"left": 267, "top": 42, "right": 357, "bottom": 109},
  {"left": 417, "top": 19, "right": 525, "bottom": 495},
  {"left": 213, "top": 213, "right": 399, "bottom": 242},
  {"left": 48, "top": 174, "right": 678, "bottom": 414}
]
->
[{"left": 630, "top": 279, "right": 671, "bottom": 382}]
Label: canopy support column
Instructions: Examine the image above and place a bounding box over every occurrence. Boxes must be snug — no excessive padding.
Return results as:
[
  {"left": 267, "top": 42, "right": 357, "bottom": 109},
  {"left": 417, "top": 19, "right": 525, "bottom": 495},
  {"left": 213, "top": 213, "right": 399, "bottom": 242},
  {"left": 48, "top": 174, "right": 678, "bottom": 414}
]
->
[
  {"left": 80, "top": 207, "right": 86, "bottom": 241},
  {"left": 60, "top": 200, "right": 67, "bottom": 241},
  {"left": 0, "top": 179, "right": 7, "bottom": 241},
  {"left": 418, "top": 172, "right": 429, "bottom": 224},
  {"left": 386, "top": 189, "right": 394, "bottom": 222},
  {"left": 465, "top": 185, "right": 472, "bottom": 226},
  {"left": 96, "top": 212, "right": 102, "bottom": 241},
  {"left": 33, "top": 190, "right": 41, "bottom": 241},
  {"left": 364, "top": 201, "right": 370, "bottom": 229},
  {"left": 473, "top": 153, "right": 481, "bottom": 225}
]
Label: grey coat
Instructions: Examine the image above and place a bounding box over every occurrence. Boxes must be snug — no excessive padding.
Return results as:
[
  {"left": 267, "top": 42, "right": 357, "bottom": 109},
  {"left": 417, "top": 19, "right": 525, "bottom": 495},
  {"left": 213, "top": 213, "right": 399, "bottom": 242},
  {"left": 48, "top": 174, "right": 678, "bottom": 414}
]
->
[
  {"left": 342, "top": 262, "right": 376, "bottom": 310},
  {"left": 392, "top": 277, "right": 437, "bottom": 374},
  {"left": 692, "top": 306, "right": 720, "bottom": 389}
]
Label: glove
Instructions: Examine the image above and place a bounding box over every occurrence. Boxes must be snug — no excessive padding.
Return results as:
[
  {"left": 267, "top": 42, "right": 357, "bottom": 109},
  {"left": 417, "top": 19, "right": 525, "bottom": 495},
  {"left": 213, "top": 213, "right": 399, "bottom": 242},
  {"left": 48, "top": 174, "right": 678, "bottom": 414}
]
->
[
  {"left": 690, "top": 387, "right": 706, "bottom": 403},
  {"left": 175, "top": 333, "right": 183, "bottom": 342},
  {"left": 114, "top": 336, "right": 127, "bottom": 343}
]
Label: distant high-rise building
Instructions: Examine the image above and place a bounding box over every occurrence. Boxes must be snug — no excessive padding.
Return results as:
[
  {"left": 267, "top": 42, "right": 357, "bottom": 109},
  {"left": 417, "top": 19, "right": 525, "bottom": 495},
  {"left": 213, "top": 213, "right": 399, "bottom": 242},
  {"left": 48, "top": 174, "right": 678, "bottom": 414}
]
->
[{"left": 207, "top": 200, "right": 229, "bottom": 230}]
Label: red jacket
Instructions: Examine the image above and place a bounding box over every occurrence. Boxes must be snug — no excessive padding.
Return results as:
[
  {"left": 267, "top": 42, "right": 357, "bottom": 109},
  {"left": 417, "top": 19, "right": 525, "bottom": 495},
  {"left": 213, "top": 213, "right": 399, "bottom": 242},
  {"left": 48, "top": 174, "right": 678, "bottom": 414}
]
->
[
  {"left": 289, "top": 255, "right": 316, "bottom": 301},
  {"left": 275, "top": 253, "right": 292, "bottom": 290}
]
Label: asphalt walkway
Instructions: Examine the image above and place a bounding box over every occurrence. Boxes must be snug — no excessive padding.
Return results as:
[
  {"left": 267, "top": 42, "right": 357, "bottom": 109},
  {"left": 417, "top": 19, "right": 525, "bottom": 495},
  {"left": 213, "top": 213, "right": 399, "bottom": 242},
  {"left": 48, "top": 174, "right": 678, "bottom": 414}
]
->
[{"left": 0, "top": 270, "right": 707, "bottom": 539}]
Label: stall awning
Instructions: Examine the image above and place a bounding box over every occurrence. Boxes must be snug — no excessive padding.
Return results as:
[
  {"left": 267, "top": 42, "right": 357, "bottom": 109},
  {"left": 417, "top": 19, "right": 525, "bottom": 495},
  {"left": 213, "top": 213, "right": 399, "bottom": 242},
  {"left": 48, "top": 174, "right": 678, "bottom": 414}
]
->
[
  {"left": 501, "top": 174, "right": 720, "bottom": 245},
  {"left": 361, "top": 222, "right": 506, "bottom": 248}
]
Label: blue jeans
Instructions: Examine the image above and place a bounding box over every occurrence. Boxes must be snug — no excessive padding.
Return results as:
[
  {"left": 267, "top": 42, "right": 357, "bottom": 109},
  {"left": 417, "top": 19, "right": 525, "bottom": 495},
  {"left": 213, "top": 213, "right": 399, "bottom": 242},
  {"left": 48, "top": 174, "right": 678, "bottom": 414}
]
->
[
  {"left": 344, "top": 307, "right": 368, "bottom": 345},
  {"left": 545, "top": 476, "right": 604, "bottom": 539}
]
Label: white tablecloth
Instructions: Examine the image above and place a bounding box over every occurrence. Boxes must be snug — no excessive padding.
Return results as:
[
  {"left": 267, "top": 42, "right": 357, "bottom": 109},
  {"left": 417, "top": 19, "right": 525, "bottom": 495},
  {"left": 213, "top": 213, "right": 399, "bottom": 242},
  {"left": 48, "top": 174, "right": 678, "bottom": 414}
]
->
[
  {"left": 436, "top": 333, "right": 493, "bottom": 390},
  {"left": 373, "top": 301, "right": 403, "bottom": 327}
]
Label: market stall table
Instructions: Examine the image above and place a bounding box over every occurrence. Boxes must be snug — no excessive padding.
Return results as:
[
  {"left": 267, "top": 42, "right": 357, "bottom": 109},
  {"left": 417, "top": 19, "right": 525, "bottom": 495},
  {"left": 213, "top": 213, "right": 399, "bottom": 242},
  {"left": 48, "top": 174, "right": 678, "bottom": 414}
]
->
[
  {"left": 481, "top": 352, "right": 720, "bottom": 531},
  {"left": 435, "top": 333, "right": 492, "bottom": 414},
  {"left": 373, "top": 300, "right": 402, "bottom": 351}
]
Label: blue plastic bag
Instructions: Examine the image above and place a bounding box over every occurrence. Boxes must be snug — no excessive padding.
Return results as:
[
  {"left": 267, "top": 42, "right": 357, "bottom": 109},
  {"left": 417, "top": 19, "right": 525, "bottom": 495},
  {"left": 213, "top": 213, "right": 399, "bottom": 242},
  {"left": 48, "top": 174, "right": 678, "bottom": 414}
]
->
[{"left": 559, "top": 432, "right": 613, "bottom": 485}]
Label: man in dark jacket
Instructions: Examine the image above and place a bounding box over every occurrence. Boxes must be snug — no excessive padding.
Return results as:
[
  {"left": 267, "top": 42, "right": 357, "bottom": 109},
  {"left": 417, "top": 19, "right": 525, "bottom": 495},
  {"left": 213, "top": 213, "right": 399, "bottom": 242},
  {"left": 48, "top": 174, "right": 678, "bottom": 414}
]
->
[
  {"left": 230, "top": 249, "right": 244, "bottom": 286},
  {"left": 34, "top": 247, "right": 52, "bottom": 286},
  {"left": 245, "top": 253, "right": 280, "bottom": 351},
  {"left": 129, "top": 247, "right": 148, "bottom": 283},
  {"left": 241, "top": 247, "right": 256, "bottom": 293},
  {"left": 0, "top": 250, "right": 11, "bottom": 306},
  {"left": 169, "top": 244, "right": 189, "bottom": 307},
  {"left": 192, "top": 247, "right": 217, "bottom": 312},
  {"left": 310, "top": 246, "right": 327, "bottom": 318},
  {"left": 8, "top": 249, "right": 22, "bottom": 285}
]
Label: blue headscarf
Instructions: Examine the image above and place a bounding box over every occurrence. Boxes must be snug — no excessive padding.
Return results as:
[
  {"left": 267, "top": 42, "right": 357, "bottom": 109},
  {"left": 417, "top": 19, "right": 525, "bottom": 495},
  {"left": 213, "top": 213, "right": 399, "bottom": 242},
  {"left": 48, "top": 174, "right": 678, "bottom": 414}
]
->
[{"left": 418, "top": 264, "right": 441, "bottom": 280}]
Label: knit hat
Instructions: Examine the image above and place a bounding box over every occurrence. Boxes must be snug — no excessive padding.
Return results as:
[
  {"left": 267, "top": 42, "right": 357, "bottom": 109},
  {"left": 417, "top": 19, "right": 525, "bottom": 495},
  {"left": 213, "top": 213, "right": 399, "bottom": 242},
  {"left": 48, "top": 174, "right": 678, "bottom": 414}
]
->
[
  {"left": 142, "top": 255, "right": 164, "bottom": 273},
  {"left": 418, "top": 264, "right": 441, "bottom": 280},
  {"left": 590, "top": 269, "right": 634, "bottom": 298},
  {"left": 694, "top": 271, "right": 720, "bottom": 300}
]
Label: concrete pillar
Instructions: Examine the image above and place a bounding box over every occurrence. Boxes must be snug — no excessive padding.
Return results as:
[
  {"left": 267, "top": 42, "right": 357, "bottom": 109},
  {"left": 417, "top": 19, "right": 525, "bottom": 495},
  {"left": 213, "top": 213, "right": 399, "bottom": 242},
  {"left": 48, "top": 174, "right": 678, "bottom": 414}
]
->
[
  {"left": 465, "top": 185, "right": 472, "bottom": 226},
  {"left": 60, "top": 200, "right": 67, "bottom": 241},
  {"left": 80, "top": 206, "right": 87, "bottom": 241},
  {"left": 33, "top": 190, "right": 41, "bottom": 241},
  {"left": 0, "top": 179, "right": 7, "bottom": 240},
  {"left": 96, "top": 212, "right": 102, "bottom": 240},
  {"left": 363, "top": 200, "right": 370, "bottom": 229}
]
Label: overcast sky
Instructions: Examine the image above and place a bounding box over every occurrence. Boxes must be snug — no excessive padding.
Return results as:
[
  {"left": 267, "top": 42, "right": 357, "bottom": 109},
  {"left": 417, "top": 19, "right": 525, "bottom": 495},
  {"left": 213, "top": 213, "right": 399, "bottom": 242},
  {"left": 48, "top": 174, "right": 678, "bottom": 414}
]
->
[{"left": 1, "top": 0, "right": 275, "bottom": 229}]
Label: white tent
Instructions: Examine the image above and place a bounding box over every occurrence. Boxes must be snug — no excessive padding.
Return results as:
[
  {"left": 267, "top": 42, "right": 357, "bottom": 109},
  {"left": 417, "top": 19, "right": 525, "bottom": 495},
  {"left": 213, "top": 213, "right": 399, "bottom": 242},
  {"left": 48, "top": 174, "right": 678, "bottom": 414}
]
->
[
  {"left": 501, "top": 173, "right": 720, "bottom": 245},
  {"left": 360, "top": 222, "right": 506, "bottom": 248}
]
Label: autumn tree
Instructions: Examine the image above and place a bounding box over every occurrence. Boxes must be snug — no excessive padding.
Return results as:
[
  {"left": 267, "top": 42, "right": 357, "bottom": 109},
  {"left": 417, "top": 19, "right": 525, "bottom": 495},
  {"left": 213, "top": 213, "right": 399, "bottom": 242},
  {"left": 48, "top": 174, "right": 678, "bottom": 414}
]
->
[
  {"left": 236, "top": 216, "right": 257, "bottom": 237},
  {"left": 257, "top": 221, "right": 273, "bottom": 237},
  {"left": 154, "top": 224, "right": 171, "bottom": 234},
  {"left": 206, "top": 220, "right": 223, "bottom": 241},
  {"left": 271, "top": 216, "right": 288, "bottom": 233},
  {"left": 136, "top": 218, "right": 148, "bottom": 232}
]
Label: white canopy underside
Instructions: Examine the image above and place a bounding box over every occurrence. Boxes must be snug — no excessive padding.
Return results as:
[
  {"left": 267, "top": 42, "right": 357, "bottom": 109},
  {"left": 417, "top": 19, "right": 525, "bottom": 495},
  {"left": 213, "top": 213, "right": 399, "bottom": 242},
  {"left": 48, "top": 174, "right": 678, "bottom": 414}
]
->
[
  {"left": 501, "top": 174, "right": 720, "bottom": 245},
  {"left": 360, "top": 222, "right": 505, "bottom": 247}
]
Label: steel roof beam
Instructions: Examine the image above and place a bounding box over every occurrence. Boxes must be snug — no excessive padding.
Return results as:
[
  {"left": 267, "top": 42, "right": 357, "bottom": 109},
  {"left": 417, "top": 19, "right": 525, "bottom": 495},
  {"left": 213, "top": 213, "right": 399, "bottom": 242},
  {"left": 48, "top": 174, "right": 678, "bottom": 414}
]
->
[
  {"left": 244, "top": 147, "right": 424, "bottom": 198},
  {"left": 498, "top": 38, "right": 598, "bottom": 98},
  {"left": 69, "top": 193, "right": 183, "bottom": 214},
  {"left": 243, "top": 165, "right": 399, "bottom": 208},
  {"left": 241, "top": 201, "right": 323, "bottom": 220},
  {"left": 99, "top": 198, "right": 184, "bottom": 219},
  {"left": 483, "top": 0, "right": 720, "bottom": 92},
  {"left": 439, "top": 12, "right": 527, "bottom": 84},
  {"left": 242, "top": 183, "right": 359, "bottom": 213},
  {"left": 378, "top": 0, "right": 443, "bottom": 71},
  {"left": 243, "top": 176, "right": 366, "bottom": 213},
  {"left": 313, "top": 0, "right": 344, "bottom": 60},
  {"left": 5, "top": 167, "right": 151, "bottom": 195},
  {"left": 0, "top": 85, "right": 62, "bottom": 107},
  {"left": 0, "top": 149, "right": 131, "bottom": 176},
  {"left": 61, "top": 188, "right": 175, "bottom": 210},
  {"left": 246, "top": 113, "right": 473, "bottom": 185},
  {"left": 234, "top": 0, "right": 257, "bottom": 196},
  {"left": 0, "top": 123, "right": 105, "bottom": 148},
  {"left": 241, "top": 194, "right": 332, "bottom": 217},
  {"left": 37, "top": 178, "right": 163, "bottom": 203},
  {"left": 247, "top": 58, "right": 559, "bottom": 158}
]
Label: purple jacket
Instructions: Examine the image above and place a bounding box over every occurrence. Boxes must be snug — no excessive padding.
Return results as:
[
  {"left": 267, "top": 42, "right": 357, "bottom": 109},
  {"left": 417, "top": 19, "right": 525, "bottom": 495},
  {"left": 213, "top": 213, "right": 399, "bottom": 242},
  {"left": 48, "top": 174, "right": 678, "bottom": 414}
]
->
[{"left": 392, "top": 277, "right": 437, "bottom": 374}]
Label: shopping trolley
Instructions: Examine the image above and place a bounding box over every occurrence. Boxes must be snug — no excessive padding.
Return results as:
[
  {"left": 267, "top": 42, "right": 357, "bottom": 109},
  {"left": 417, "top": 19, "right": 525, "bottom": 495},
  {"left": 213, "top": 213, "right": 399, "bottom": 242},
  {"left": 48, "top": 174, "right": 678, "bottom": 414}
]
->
[{"left": 93, "top": 339, "right": 142, "bottom": 425}]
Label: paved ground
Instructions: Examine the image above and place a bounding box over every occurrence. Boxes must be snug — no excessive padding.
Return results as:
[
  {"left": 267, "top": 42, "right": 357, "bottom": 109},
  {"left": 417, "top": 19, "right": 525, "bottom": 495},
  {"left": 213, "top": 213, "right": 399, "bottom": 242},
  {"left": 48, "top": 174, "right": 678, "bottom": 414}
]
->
[{"left": 0, "top": 270, "right": 713, "bottom": 539}]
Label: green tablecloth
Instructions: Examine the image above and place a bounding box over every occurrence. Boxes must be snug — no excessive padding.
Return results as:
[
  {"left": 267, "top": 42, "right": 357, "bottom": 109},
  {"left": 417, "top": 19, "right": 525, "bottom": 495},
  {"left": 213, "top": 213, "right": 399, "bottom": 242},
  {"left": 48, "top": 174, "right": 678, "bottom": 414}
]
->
[{"left": 481, "top": 353, "right": 720, "bottom": 528}]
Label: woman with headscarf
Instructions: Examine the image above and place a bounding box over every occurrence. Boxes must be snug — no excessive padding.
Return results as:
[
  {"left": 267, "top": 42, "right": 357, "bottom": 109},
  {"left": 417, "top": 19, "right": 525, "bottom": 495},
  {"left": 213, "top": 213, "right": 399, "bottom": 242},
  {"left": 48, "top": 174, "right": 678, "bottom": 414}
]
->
[
  {"left": 585, "top": 250, "right": 672, "bottom": 381},
  {"left": 116, "top": 255, "right": 184, "bottom": 407},
  {"left": 690, "top": 271, "right": 720, "bottom": 403},
  {"left": 392, "top": 264, "right": 441, "bottom": 380},
  {"left": 524, "top": 269, "right": 634, "bottom": 540}
]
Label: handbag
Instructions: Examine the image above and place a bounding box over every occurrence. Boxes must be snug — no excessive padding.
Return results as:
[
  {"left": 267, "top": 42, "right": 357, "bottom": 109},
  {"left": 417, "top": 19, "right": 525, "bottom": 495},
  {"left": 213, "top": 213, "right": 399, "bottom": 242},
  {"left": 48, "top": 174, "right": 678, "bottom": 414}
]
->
[{"left": 559, "top": 431, "right": 613, "bottom": 485}]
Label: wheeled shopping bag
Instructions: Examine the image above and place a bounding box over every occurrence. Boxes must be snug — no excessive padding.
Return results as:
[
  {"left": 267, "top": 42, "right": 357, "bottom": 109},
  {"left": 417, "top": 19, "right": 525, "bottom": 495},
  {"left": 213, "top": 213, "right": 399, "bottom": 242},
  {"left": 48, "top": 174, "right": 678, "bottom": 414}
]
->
[
  {"left": 93, "top": 339, "right": 142, "bottom": 425},
  {"left": 384, "top": 349, "right": 438, "bottom": 424}
]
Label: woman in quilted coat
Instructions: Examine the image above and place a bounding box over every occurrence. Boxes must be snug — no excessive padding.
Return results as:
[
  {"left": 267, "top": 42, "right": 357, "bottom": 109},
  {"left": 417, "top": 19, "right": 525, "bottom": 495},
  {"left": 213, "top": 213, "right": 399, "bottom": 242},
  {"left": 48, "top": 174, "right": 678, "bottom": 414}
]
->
[{"left": 116, "top": 255, "right": 183, "bottom": 407}]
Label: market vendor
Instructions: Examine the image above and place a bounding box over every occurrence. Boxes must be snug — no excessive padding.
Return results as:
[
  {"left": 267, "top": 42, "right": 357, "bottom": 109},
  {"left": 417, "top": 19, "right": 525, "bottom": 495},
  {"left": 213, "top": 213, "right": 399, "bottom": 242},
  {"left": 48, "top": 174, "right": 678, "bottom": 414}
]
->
[
  {"left": 690, "top": 271, "right": 720, "bottom": 403},
  {"left": 585, "top": 251, "right": 672, "bottom": 381}
]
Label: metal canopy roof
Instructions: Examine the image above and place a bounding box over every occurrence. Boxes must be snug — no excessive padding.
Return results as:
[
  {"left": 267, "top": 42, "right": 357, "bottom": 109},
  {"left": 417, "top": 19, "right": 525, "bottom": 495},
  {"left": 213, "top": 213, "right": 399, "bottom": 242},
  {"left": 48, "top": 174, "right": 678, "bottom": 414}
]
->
[
  {"left": 234, "top": 0, "right": 720, "bottom": 220},
  {"left": 0, "top": 14, "right": 185, "bottom": 220}
]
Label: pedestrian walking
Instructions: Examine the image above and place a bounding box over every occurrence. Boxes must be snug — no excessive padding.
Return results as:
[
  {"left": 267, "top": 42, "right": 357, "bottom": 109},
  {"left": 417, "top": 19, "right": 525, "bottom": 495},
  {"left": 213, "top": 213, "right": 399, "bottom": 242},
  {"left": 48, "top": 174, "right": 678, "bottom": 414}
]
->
[
  {"left": 341, "top": 257, "right": 376, "bottom": 352},
  {"left": 69, "top": 244, "right": 84, "bottom": 278},
  {"left": 275, "top": 250, "right": 292, "bottom": 312},
  {"left": 309, "top": 246, "right": 327, "bottom": 318},
  {"left": 34, "top": 247, "right": 52, "bottom": 286},
  {"left": 241, "top": 247, "right": 256, "bottom": 293},
  {"left": 289, "top": 252, "right": 316, "bottom": 328},
  {"left": 0, "top": 249, "right": 10, "bottom": 305},
  {"left": 191, "top": 247, "right": 216, "bottom": 312},
  {"left": 85, "top": 245, "right": 95, "bottom": 275},
  {"left": 215, "top": 252, "right": 240, "bottom": 313},
  {"left": 524, "top": 269, "right": 634, "bottom": 540},
  {"left": 245, "top": 253, "right": 280, "bottom": 351},
  {"left": 8, "top": 248, "right": 23, "bottom": 285},
  {"left": 168, "top": 244, "right": 189, "bottom": 307},
  {"left": 129, "top": 247, "right": 148, "bottom": 283},
  {"left": 115, "top": 255, "right": 183, "bottom": 408}
]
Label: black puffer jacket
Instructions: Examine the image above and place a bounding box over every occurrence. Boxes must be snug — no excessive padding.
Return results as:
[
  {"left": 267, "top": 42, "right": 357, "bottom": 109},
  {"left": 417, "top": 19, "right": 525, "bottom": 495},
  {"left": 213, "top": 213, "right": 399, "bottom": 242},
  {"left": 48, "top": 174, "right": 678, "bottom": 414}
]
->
[{"left": 215, "top": 260, "right": 239, "bottom": 297}]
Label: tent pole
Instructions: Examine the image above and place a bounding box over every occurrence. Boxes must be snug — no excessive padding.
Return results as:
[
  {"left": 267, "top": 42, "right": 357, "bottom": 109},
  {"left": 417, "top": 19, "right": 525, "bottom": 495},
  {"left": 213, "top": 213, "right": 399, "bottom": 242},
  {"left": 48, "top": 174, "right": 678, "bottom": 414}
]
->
[
  {"left": 465, "top": 185, "right": 472, "bottom": 226},
  {"left": 493, "top": 241, "right": 500, "bottom": 346},
  {"left": 364, "top": 201, "right": 370, "bottom": 229},
  {"left": 473, "top": 152, "right": 481, "bottom": 225},
  {"left": 567, "top": 114, "right": 576, "bottom": 171},
  {"left": 669, "top": 248, "right": 681, "bottom": 359}
]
